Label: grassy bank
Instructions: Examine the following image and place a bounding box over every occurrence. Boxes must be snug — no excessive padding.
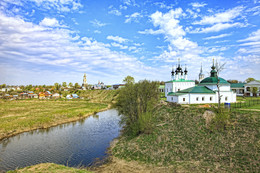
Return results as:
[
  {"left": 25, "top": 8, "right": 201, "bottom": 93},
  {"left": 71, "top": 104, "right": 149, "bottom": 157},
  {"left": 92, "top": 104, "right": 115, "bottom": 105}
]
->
[
  {"left": 112, "top": 103, "right": 260, "bottom": 172},
  {"left": 0, "top": 99, "right": 108, "bottom": 140},
  {"left": 7, "top": 163, "right": 91, "bottom": 173}
]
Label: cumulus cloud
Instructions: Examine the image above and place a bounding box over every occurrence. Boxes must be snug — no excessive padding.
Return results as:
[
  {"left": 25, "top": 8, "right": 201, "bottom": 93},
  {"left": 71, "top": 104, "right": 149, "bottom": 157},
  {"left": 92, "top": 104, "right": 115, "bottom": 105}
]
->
[
  {"left": 0, "top": 11, "right": 158, "bottom": 84},
  {"left": 193, "top": 6, "right": 243, "bottom": 25},
  {"left": 107, "top": 35, "right": 129, "bottom": 43},
  {"left": 125, "top": 12, "right": 143, "bottom": 23},
  {"left": 90, "top": 19, "right": 107, "bottom": 27},
  {"left": 108, "top": 8, "right": 122, "bottom": 16},
  {"left": 190, "top": 2, "right": 207, "bottom": 8},
  {"left": 39, "top": 17, "right": 60, "bottom": 27}
]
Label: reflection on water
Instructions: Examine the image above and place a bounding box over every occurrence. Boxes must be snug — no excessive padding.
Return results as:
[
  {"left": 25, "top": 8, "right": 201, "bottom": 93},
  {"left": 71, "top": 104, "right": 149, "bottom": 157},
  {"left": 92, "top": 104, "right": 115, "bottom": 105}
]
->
[{"left": 0, "top": 109, "right": 121, "bottom": 172}]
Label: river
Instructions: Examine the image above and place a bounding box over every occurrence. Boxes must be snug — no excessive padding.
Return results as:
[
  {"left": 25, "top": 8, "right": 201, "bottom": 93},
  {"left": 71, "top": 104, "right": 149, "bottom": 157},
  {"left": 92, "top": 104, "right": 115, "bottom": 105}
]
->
[{"left": 0, "top": 109, "right": 121, "bottom": 172}]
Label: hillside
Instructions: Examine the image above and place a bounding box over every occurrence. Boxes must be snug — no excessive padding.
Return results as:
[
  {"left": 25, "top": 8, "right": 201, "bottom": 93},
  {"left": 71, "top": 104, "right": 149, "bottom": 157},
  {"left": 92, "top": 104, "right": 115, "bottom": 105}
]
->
[{"left": 111, "top": 103, "right": 260, "bottom": 172}]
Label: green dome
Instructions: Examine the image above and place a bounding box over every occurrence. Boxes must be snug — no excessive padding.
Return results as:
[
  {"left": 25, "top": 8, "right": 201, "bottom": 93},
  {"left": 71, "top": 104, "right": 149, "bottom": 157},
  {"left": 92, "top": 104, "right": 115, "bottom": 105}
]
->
[{"left": 199, "top": 77, "right": 229, "bottom": 84}]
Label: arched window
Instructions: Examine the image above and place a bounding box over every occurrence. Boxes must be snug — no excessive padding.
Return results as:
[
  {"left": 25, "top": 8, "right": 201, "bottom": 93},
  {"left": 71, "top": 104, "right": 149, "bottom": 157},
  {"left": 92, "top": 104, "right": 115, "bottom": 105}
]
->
[{"left": 246, "top": 87, "right": 250, "bottom": 91}]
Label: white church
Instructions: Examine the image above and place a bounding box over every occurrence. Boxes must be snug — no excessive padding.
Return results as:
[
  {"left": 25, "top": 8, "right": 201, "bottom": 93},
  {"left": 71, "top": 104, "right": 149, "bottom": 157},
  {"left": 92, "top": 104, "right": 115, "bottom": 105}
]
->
[{"left": 165, "top": 60, "right": 236, "bottom": 104}]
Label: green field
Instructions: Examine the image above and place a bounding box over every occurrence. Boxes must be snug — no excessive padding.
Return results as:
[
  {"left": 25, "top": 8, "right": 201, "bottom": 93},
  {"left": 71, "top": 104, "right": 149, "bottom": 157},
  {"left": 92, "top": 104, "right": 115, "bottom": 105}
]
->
[
  {"left": 112, "top": 103, "right": 260, "bottom": 172},
  {"left": 0, "top": 99, "right": 108, "bottom": 140}
]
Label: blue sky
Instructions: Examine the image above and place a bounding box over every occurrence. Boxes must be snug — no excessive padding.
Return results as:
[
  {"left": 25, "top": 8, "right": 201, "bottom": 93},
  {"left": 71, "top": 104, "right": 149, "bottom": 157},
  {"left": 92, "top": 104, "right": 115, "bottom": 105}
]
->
[{"left": 0, "top": 0, "right": 259, "bottom": 85}]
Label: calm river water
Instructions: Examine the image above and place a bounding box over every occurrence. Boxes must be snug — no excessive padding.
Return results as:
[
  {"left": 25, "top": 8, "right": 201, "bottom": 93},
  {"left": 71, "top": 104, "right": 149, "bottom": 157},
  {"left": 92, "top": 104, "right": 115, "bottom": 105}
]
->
[{"left": 0, "top": 109, "right": 122, "bottom": 172}]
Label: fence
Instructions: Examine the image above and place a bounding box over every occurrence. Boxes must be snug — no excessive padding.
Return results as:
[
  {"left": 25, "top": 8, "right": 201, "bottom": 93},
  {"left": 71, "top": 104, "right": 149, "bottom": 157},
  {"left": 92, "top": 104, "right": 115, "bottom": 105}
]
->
[{"left": 229, "top": 98, "right": 260, "bottom": 110}]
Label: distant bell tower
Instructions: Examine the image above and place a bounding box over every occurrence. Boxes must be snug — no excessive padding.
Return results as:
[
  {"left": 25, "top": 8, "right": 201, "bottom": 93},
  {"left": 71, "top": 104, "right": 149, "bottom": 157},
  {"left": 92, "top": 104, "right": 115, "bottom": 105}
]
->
[
  {"left": 83, "top": 73, "right": 87, "bottom": 89},
  {"left": 199, "top": 63, "right": 205, "bottom": 82}
]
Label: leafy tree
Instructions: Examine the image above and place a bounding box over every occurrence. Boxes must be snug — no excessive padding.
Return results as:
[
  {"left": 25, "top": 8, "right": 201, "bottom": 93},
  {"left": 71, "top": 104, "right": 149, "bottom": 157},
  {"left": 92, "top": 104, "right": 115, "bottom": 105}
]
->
[
  {"left": 251, "top": 87, "right": 258, "bottom": 97},
  {"left": 69, "top": 82, "right": 73, "bottom": 88},
  {"left": 2, "top": 84, "right": 6, "bottom": 88},
  {"left": 160, "top": 81, "right": 165, "bottom": 85},
  {"left": 115, "top": 80, "right": 160, "bottom": 136},
  {"left": 62, "top": 82, "right": 67, "bottom": 88},
  {"left": 245, "top": 78, "right": 255, "bottom": 83},
  {"left": 54, "top": 83, "right": 60, "bottom": 91},
  {"left": 74, "top": 83, "right": 80, "bottom": 89},
  {"left": 227, "top": 80, "right": 238, "bottom": 83},
  {"left": 123, "top": 75, "right": 135, "bottom": 85}
]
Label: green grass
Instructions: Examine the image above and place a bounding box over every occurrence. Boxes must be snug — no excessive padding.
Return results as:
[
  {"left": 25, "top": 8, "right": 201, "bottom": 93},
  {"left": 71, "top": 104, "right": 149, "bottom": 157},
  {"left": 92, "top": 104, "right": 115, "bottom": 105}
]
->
[
  {"left": 112, "top": 103, "right": 260, "bottom": 172},
  {"left": 0, "top": 99, "right": 108, "bottom": 140},
  {"left": 78, "top": 90, "right": 118, "bottom": 103},
  {"left": 7, "top": 163, "right": 92, "bottom": 173}
]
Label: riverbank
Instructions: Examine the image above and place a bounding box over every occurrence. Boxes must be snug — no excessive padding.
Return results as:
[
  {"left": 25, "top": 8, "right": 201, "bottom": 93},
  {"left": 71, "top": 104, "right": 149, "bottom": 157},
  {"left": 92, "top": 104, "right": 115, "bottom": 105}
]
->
[
  {"left": 106, "top": 103, "right": 260, "bottom": 172},
  {"left": 7, "top": 163, "right": 92, "bottom": 173},
  {"left": 0, "top": 99, "right": 111, "bottom": 141}
]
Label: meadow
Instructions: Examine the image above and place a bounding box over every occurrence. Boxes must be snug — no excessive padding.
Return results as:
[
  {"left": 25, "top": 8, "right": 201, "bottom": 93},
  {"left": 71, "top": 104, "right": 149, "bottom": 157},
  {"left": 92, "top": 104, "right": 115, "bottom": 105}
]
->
[{"left": 0, "top": 99, "right": 108, "bottom": 140}]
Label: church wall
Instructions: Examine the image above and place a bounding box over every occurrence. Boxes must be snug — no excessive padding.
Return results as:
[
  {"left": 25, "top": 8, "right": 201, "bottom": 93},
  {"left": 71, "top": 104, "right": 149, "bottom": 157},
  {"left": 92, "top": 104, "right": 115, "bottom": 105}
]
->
[
  {"left": 165, "top": 81, "right": 195, "bottom": 97},
  {"left": 189, "top": 94, "right": 216, "bottom": 104}
]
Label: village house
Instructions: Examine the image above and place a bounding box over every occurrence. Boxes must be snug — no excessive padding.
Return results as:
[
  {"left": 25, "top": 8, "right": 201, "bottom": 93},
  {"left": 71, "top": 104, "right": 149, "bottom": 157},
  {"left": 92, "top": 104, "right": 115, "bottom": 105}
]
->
[
  {"left": 230, "top": 83, "right": 245, "bottom": 96},
  {"left": 38, "top": 92, "right": 45, "bottom": 99},
  {"left": 52, "top": 93, "right": 60, "bottom": 99},
  {"left": 244, "top": 80, "right": 260, "bottom": 97},
  {"left": 44, "top": 91, "right": 52, "bottom": 99}
]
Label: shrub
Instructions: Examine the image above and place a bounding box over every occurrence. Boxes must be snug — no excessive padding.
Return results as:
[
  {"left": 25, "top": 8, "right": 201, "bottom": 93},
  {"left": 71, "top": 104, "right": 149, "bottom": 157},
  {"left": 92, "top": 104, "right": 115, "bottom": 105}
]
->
[
  {"left": 115, "top": 80, "right": 160, "bottom": 137},
  {"left": 209, "top": 107, "right": 230, "bottom": 131}
]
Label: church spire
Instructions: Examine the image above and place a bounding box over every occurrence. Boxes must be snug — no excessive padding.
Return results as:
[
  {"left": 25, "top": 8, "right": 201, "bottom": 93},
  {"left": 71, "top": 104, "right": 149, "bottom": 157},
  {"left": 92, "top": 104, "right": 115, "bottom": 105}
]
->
[{"left": 210, "top": 58, "right": 217, "bottom": 77}]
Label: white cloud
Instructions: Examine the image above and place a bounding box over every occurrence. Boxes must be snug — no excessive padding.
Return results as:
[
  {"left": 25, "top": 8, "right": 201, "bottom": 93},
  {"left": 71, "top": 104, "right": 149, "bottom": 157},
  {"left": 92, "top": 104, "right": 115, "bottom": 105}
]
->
[
  {"left": 190, "top": 2, "right": 207, "bottom": 8},
  {"left": 194, "top": 6, "right": 243, "bottom": 25},
  {"left": 108, "top": 9, "right": 121, "bottom": 16},
  {"left": 193, "top": 22, "right": 243, "bottom": 33},
  {"left": 203, "top": 33, "right": 232, "bottom": 40},
  {"left": 237, "top": 29, "right": 260, "bottom": 55},
  {"left": 0, "top": 11, "right": 159, "bottom": 84},
  {"left": 107, "top": 35, "right": 129, "bottom": 43},
  {"left": 90, "top": 19, "right": 107, "bottom": 27},
  {"left": 238, "top": 29, "right": 260, "bottom": 42},
  {"left": 29, "top": 0, "right": 83, "bottom": 12},
  {"left": 40, "top": 17, "right": 60, "bottom": 27},
  {"left": 111, "top": 42, "right": 128, "bottom": 49},
  {"left": 125, "top": 12, "right": 143, "bottom": 23}
]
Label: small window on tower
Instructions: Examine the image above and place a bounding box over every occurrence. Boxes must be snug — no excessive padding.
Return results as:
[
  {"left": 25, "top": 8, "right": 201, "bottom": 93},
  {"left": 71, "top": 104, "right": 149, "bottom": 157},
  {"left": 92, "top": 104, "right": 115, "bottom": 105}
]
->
[
  {"left": 225, "top": 97, "right": 228, "bottom": 101},
  {"left": 210, "top": 97, "right": 212, "bottom": 101},
  {"left": 171, "top": 97, "right": 173, "bottom": 101},
  {"left": 202, "top": 97, "right": 205, "bottom": 101},
  {"left": 183, "top": 98, "right": 185, "bottom": 101},
  {"left": 196, "top": 97, "right": 199, "bottom": 101},
  {"left": 178, "top": 89, "right": 180, "bottom": 91}
]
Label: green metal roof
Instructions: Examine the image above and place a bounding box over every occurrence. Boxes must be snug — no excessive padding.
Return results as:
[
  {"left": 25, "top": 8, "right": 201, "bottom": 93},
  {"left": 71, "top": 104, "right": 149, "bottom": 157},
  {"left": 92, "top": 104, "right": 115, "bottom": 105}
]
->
[
  {"left": 165, "top": 79, "right": 194, "bottom": 83},
  {"left": 230, "top": 83, "right": 245, "bottom": 88},
  {"left": 167, "top": 92, "right": 186, "bottom": 96},
  {"left": 167, "top": 86, "right": 215, "bottom": 96},
  {"left": 199, "top": 77, "right": 229, "bottom": 85},
  {"left": 178, "top": 86, "right": 215, "bottom": 94}
]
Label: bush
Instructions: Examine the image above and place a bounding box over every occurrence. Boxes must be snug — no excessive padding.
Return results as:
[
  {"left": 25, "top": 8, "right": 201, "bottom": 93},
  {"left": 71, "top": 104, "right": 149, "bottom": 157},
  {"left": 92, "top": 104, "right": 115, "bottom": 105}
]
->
[
  {"left": 115, "top": 80, "right": 160, "bottom": 137},
  {"left": 209, "top": 107, "right": 230, "bottom": 131}
]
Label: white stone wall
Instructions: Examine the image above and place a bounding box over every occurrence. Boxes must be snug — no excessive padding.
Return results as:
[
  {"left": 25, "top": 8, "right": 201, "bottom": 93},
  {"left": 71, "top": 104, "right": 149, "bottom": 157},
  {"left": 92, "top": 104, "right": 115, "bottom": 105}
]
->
[
  {"left": 167, "top": 91, "right": 236, "bottom": 104},
  {"left": 165, "top": 82, "right": 195, "bottom": 97}
]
